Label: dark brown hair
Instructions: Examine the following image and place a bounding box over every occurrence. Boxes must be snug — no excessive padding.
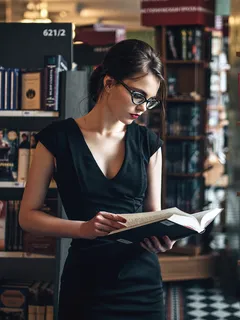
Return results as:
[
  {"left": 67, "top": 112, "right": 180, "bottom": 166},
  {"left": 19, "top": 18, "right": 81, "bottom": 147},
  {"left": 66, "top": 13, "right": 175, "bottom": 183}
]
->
[{"left": 89, "top": 39, "right": 166, "bottom": 110}]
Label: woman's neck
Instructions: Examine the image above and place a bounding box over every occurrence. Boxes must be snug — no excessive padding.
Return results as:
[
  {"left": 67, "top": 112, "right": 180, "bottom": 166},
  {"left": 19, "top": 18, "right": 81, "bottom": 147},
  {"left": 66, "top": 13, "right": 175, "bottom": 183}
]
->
[{"left": 81, "top": 100, "right": 126, "bottom": 135}]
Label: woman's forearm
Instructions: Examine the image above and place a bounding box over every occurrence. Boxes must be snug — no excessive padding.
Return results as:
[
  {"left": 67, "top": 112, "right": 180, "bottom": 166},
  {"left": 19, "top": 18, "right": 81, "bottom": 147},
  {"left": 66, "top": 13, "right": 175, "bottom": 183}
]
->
[{"left": 19, "top": 210, "right": 85, "bottom": 239}]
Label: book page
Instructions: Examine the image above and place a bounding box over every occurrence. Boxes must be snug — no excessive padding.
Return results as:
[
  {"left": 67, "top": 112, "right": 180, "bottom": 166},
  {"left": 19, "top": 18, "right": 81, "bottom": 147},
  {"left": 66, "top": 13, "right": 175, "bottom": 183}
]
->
[
  {"left": 192, "top": 208, "right": 222, "bottom": 228},
  {"left": 168, "top": 214, "right": 201, "bottom": 232},
  {"left": 118, "top": 207, "right": 190, "bottom": 229}
]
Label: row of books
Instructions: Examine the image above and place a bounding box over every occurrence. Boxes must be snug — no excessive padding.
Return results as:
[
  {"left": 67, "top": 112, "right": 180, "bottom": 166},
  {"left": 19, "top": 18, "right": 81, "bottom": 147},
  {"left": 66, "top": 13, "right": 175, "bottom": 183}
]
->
[
  {"left": 0, "top": 128, "right": 37, "bottom": 183},
  {"left": 0, "top": 128, "right": 53, "bottom": 185},
  {"left": 166, "top": 141, "right": 203, "bottom": 174},
  {"left": 166, "top": 178, "right": 203, "bottom": 213},
  {"left": 166, "top": 27, "right": 202, "bottom": 61},
  {"left": 0, "top": 199, "right": 57, "bottom": 255},
  {"left": 0, "top": 55, "right": 67, "bottom": 111},
  {"left": 0, "top": 279, "right": 54, "bottom": 319},
  {"left": 166, "top": 104, "right": 202, "bottom": 136}
]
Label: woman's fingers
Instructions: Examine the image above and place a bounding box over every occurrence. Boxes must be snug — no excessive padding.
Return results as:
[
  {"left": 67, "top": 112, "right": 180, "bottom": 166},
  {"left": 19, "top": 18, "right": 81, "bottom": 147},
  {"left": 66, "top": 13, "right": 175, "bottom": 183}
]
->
[
  {"left": 150, "top": 236, "right": 167, "bottom": 252},
  {"left": 140, "top": 241, "right": 151, "bottom": 252},
  {"left": 142, "top": 237, "right": 161, "bottom": 252},
  {"left": 94, "top": 222, "right": 117, "bottom": 233},
  {"left": 97, "top": 212, "right": 127, "bottom": 230},
  {"left": 161, "top": 236, "right": 175, "bottom": 250},
  {"left": 141, "top": 236, "right": 175, "bottom": 253},
  {"left": 99, "top": 211, "right": 127, "bottom": 223}
]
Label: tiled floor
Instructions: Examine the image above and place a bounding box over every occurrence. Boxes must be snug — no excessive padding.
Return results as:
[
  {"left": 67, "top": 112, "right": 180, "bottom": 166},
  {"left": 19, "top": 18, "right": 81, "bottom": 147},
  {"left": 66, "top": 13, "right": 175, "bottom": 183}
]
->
[
  {"left": 164, "top": 280, "right": 240, "bottom": 320},
  {"left": 185, "top": 285, "right": 240, "bottom": 320}
]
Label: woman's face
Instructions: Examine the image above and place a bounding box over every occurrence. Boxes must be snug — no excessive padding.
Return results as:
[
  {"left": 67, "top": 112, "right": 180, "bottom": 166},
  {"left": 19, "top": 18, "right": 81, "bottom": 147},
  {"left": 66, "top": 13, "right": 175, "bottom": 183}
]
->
[{"left": 104, "top": 73, "right": 160, "bottom": 125}]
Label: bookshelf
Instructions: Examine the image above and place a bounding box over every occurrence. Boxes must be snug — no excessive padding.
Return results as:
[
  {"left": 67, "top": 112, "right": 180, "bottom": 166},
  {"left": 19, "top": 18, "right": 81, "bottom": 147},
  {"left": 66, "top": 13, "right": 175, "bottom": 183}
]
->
[
  {"left": 152, "top": 24, "right": 210, "bottom": 218},
  {"left": 142, "top": 25, "right": 220, "bottom": 273},
  {"left": 237, "top": 52, "right": 240, "bottom": 274},
  {"left": 159, "top": 253, "right": 218, "bottom": 282},
  {"left": 0, "top": 252, "right": 55, "bottom": 259},
  {"left": 0, "top": 111, "right": 58, "bottom": 117},
  {"left": 0, "top": 22, "right": 77, "bottom": 320}
]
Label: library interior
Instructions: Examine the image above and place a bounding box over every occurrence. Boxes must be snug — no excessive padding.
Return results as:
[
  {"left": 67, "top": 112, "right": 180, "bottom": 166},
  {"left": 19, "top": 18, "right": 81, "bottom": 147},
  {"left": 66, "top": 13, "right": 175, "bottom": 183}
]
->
[{"left": 0, "top": 0, "right": 239, "bottom": 319}]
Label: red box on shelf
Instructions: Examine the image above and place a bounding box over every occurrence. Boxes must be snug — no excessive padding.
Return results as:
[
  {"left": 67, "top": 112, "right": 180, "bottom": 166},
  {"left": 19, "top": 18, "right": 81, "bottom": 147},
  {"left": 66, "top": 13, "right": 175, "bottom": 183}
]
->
[
  {"left": 74, "top": 24, "right": 126, "bottom": 46},
  {"left": 141, "top": 0, "right": 215, "bottom": 27}
]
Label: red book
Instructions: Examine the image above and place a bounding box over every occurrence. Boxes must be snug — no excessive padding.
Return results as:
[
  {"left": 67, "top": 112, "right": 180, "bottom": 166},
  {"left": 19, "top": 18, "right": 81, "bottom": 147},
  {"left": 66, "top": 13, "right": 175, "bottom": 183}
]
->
[{"left": 141, "top": 0, "right": 215, "bottom": 27}]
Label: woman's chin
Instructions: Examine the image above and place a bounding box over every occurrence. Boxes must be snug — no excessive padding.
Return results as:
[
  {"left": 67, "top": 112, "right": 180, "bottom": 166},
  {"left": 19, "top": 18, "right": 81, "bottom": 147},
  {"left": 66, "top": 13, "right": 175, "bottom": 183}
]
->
[{"left": 121, "top": 118, "right": 135, "bottom": 125}]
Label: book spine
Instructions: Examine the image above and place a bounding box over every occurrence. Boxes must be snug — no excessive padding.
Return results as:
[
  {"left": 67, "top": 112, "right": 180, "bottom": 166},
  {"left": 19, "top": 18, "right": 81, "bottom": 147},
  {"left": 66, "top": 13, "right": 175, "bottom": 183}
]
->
[
  {"left": 9, "top": 69, "right": 14, "bottom": 110},
  {"left": 0, "top": 69, "right": 5, "bottom": 110},
  {"left": 17, "top": 131, "right": 30, "bottom": 184},
  {"left": 43, "top": 55, "right": 67, "bottom": 111},
  {"left": 4, "top": 69, "right": 9, "bottom": 110},
  {"left": 0, "top": 200, "right": 7, "bottom": 251},
  {"left": 44, "top": 65, "right": 58, "bottom": 111},
  {"left": 13, "top": 200, "right": 19, "bottom": 251}
]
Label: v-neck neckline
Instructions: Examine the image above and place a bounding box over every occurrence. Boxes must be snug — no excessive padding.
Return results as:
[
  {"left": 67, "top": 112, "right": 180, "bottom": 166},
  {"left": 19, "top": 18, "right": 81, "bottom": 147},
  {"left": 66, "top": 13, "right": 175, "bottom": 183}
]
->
[{"left": 70, "top": 117, "right": 129, "bottom": 181}]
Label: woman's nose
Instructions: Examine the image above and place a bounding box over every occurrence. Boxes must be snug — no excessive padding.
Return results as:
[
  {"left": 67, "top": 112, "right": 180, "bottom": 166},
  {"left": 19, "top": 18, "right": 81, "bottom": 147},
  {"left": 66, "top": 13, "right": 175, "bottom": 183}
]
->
[{"left": 136, "top": 103, "right": 147, "bottom": 112}]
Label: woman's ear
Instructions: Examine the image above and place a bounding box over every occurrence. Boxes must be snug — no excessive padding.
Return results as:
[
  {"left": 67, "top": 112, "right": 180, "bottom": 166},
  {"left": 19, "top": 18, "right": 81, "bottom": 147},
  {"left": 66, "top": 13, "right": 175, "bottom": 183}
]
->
[{"left": 103, "top": 76, "right": 116, "bottom": 91}]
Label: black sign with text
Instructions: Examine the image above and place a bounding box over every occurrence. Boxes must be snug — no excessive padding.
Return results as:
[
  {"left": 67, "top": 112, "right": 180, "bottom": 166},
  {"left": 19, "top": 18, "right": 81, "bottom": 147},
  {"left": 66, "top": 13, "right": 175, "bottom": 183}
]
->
[{"left": 0, "top": 23, "right": 73, "bottom": 69}]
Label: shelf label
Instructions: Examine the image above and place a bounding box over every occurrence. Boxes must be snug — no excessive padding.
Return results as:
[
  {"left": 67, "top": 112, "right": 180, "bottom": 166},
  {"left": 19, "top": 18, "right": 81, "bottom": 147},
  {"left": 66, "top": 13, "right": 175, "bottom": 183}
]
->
[
  {"left": 43, "top": 29, "right": 66, "bottom": 37},
  {"left": 22, "top": 111, "right": 36, "bottom": 117}
]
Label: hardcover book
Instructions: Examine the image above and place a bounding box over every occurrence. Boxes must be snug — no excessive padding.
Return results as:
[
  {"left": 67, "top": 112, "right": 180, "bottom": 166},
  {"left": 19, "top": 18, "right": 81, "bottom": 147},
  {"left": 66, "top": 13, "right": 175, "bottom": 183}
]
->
[{"left": 103, "top": 207, "right": 222, "bottom": 244}]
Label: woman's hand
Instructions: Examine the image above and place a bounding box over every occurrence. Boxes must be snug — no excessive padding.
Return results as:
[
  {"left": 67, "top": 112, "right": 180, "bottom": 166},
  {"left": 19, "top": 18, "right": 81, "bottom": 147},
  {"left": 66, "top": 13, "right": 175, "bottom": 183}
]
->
[
  {"left": 140, "top": 236, "right": 176, "bottom": 253},
  {"left": 79, "top": 211, "right": 127, "bottom": 239}
]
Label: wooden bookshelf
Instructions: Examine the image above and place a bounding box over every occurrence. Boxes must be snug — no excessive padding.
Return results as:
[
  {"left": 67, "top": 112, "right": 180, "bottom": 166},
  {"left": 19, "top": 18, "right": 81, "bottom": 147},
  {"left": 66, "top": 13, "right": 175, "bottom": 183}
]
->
[
  {"left": 159, "top": 253, "right": 218, "bottom": 282},
  {"left": 166, "top": 136, "right": 204, "bottom": 141},
  {"left": 0, "top": 252, "right": 55, "bottom": 259},
  {"left": 166, "top": 98, "right": 204, "bottom": 102},
  {"left": 167, "top": 172, "right": 203, "bottom": 178},
  {"left": 0, "top": 183, "right": 57, "bottom": 200},
  {"left": 148, "top": 25, "right": 213, "bottom": 262},
  {"left": 165, "top": 60, "right": 205, "bottom": 64},
  {"left": 0, "top": 110, "right": 59, "bottom": 117}
]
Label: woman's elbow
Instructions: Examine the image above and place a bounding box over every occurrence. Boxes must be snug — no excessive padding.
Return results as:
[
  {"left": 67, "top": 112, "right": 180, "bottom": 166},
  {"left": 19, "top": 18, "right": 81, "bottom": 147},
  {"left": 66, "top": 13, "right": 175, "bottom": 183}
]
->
[{"left": 19, "top": 209, "right": 31, "bottom": 231}]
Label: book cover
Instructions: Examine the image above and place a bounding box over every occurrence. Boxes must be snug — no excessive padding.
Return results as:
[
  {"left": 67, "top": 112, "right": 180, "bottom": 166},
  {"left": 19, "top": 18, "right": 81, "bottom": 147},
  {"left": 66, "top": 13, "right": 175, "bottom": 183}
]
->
[
  {"left": 102, "top": 208, "right": 222, "bottom": 244},
  {"left": 17, "top": 131, "right": 30, "bottom": 184},
  {"left": 21, "top": 70, "right": 42, "bottom": 110},
  {"left": 0, "top": 128, "right": 19, "bottom": 181}
]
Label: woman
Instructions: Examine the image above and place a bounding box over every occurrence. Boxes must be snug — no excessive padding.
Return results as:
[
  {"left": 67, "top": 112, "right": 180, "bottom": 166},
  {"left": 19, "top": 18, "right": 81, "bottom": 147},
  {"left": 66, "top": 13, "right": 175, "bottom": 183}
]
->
[{"left": 19, "top": 39, "right": 175, "bottom": 319}]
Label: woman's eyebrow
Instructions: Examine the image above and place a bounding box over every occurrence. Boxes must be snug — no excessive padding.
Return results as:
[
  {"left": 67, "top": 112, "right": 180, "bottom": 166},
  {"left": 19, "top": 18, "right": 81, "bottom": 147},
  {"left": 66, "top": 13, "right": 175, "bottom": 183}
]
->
[
  {"left": 130, "top": 86, "right": 147, "bottom": 96},
  {"left": 130, "top": 86, "right": 157, "bottom": 99}
]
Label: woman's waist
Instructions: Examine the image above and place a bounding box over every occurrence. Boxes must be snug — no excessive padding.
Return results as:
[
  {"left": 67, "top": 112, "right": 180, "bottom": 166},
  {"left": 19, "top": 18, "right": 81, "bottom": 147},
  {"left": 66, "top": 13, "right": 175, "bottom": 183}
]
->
[
  {"left": 63, "top": 196, "right": 143, "bottom": 220},
  {"left": 67, "top": 238, "right": 159, "bottom": 269},
  {"left": 62, "top": 241, "right": 161, "bottom": 286}
]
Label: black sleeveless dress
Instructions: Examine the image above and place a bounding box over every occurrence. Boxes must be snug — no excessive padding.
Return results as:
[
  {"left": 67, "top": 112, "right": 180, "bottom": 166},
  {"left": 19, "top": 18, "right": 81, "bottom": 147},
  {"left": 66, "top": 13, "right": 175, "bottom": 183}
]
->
[{"left": 36, "top": 117, "right": 164, "bottom": 320}]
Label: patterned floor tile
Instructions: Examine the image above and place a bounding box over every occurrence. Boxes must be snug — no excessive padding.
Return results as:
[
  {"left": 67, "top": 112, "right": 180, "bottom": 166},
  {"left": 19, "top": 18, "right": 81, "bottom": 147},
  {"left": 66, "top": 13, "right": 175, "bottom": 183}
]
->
[{"left": 165, "top": 280, "right": 240, "bottom": 320}]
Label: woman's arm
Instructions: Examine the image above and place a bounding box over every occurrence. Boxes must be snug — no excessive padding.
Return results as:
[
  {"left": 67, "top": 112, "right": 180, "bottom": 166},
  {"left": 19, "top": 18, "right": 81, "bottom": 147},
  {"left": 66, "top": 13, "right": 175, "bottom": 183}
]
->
[
  {"left": 19, "top": 142, "right": 126, "bottom": 239},
  {"left": 19, "top": 142, "right": 83, "bottom": 238},
  {"left": 141, "top": 147, "right": 175, "bottom": 253},
  {"left": 144, "top": 147, "right": 162, "bottom": 212}
]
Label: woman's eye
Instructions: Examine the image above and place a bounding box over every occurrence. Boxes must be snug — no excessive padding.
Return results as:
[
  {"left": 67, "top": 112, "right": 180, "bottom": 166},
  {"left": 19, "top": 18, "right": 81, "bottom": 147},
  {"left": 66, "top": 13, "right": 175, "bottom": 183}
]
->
[{"left": 132, "top": 92, "right": 145, "bottom": 102}]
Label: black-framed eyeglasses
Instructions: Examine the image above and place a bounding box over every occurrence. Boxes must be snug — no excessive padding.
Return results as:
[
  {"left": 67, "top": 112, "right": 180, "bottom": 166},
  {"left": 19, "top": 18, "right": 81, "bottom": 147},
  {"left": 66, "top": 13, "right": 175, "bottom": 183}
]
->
[{"left": 118, "top": 80, "right": 160, "bottom": 110}]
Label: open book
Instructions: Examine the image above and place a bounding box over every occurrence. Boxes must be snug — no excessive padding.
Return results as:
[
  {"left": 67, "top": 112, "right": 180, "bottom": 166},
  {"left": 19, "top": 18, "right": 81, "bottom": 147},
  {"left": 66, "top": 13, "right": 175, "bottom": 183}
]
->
[{"left": 103, "top": 207, "right": 222, "bottom": 244}]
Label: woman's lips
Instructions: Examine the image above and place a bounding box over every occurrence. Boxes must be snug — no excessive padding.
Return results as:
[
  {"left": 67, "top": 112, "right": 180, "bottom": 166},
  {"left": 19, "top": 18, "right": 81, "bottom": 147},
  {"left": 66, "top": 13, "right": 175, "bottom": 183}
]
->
[{"left": 130, "top": 114, "right": 140, "bottom": 119}]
